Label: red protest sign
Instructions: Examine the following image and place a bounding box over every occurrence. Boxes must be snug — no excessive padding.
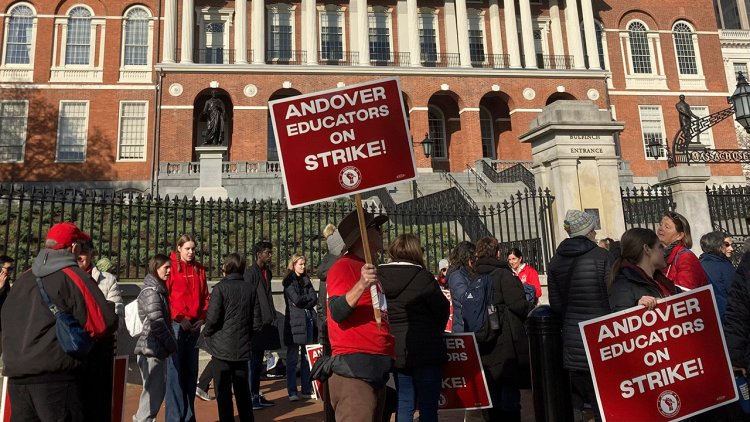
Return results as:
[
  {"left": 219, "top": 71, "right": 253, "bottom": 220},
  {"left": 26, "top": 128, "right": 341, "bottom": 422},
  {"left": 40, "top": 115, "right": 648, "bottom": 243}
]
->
[
  {"left": 112, "top": 355, "right": 128, "bottom": 422},
  {"left": 439, "top": 333, "right": 492, "bottom": 410},
  {"left": 580, "top": 286, "right": 737, "bottom": 421},
  {"left": 269, "top": 78, "right": 416, "bottom": 208},
  {"left": 306, "top": 344, "right": 323, "bottom": 399}
]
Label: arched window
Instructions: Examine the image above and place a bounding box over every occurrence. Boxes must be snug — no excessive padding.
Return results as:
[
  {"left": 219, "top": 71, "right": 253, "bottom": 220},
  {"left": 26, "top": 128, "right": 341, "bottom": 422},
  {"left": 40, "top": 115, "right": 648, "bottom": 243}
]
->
[
  {"left": 428, "top": 106, "right": 447, "bottom": 159},
  {"left": 628, "top": 21, "right": 651, "bottom": 74},
  {"left": 673, "top": 22, "right": 698, "bottom": 75},
  {"left": 123, "top": 7, "right": 150, "bottom": 66},
  {"left": 480, "top": 107, "right": 494, "bottom": 159},
  {"left": 5, "top": 4, "right": 34, "bottom": 65},
  {"left": 65, "top": 6, "right": 92, "bottom": 65}
]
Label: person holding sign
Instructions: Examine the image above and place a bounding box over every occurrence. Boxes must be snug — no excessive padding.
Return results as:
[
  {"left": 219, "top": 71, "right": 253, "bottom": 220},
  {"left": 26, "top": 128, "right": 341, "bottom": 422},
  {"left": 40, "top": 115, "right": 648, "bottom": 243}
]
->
[
  {"left": 658, "top": 211, "right": 708, "bottom": 290},
  {"left": 326, "top": 210, "right": 395, "bottom": 422},
  {"left": 609, "top": 228, "right": 680, "bottom": 312}
]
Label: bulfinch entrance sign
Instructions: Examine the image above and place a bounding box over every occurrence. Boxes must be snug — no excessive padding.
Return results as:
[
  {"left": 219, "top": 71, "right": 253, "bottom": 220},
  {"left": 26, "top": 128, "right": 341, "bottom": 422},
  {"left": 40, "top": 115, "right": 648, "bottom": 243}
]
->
[
  {"left": 269, "top": 78, "right": 416, "bottom": 208},
  {"left": 580, "top": 286, "right": 736, "bottom": 421}
]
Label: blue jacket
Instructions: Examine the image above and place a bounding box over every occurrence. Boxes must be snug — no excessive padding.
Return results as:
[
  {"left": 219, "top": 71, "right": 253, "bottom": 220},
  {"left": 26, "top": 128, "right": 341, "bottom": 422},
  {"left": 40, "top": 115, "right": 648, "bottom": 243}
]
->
[
  {"left": 699, "top": 252, "right": 735, "bottom": 323},
  {"left": 447, "top": 266, "right": 472, "bottom": 333}
]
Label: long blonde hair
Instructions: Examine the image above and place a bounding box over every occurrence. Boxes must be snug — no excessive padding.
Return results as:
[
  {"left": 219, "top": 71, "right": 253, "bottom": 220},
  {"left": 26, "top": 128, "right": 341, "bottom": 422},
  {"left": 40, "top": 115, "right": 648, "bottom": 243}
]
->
[{"left": 287, "top": 253, "right": 307, "bottom": 275}]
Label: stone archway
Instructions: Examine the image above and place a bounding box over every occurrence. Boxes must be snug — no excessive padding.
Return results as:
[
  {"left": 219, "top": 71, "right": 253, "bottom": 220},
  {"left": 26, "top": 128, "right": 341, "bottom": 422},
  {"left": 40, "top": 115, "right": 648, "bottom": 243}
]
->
[
  {"left": 479, "top": 93, "right": 511, "bottom": 160},
  {"left": 193, "top": 88, "right": 233, "bottom": 160}
]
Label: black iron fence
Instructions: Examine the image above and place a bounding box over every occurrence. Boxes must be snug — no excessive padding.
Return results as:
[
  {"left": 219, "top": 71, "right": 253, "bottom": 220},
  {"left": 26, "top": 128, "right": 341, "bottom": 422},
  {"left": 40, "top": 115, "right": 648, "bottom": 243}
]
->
[
  {"left": 621, "top": 186, "right": 675, "bottom": 231},
  {"left": 0, "top": 185, "right": 555, "bottom": 281},
  {"left": 707, "top": 185, "right": 750, "bottom": 264}
]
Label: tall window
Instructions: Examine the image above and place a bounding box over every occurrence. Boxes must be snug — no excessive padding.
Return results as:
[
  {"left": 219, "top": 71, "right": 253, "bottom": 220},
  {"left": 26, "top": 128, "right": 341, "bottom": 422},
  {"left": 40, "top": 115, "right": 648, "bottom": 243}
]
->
[
  {"left": 638, "top": 105, "right": 666, "bottom": 159},
  {"left": 690, "top": 106, "right": 714, "bottom": 147},
  {"left": 468, "top": 12, "right": 485, "bottom": 64},
  {"left": 268, "top": 5, "right": 293, "bottom": 60},
  {"left": 735, "top": 62, "right": 748, "bottom": 79},
  {"left": 369, "top": 9, "right": 391, "bottom": 62},
  {"left": 418, "top": 10, "right": 438, "bottom": 63},
  {"left": 320, "top": 8, "right": 343, "bottom": 61},
  {"left": 65, "top": 7, "right": 92, "bottom": 65},
  {"left": 480, "top": 108, "right": 494, "bottom": 159},
  {"left": 0, "top": 101, "right": 28, "bottom": 162},
  {"left": 56, "top": 101, "right": 89, "bottom": 162},
  {"left": 428, "top": 106, "right": 447, "bottom": 159},
  {"left": 123, "top": 8, "right": 149, "bottom": 66},
  {"left": 628, "top": 21, "right": 651, "bottom": 74},
  {"left": 673, "top": 22, "right": 697, "bottom": 75},
  {"left": 5, "top": 5, "right": 34, "bottom": 65},
  {"left": 118, "top": 102, "right": 147, "bottom": 160}
]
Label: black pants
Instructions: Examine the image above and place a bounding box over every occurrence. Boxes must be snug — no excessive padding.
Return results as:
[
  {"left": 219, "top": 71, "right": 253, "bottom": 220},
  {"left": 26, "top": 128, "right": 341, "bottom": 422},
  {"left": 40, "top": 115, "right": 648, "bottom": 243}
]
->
[
  {"left": 9, "top": 379, "right": 84, "bottom": 422},
  {"left": 212, "top": 357, "right": 254, "bottom": 422},
  {"left": 569, "top": 370, "right": 601, "bottom": 422},
  {"left": 198, "top": 359, "right": 215, "bottom": 391},
  {"left": 82, "top": 338, "right": 114, "bottom": 422}
]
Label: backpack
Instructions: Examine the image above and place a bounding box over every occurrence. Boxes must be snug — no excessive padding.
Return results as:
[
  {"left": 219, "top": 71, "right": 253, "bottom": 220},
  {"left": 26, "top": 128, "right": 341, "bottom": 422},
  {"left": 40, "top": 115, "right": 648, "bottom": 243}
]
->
[
  {"left": 522, "top": 283, "right": 538, "bottom": 306},
  {"left": 461, "top": 273, "right": 501, "bottom": 343},
  {"left": 124, "top": 287, "right": 156, "bottom": 337}
]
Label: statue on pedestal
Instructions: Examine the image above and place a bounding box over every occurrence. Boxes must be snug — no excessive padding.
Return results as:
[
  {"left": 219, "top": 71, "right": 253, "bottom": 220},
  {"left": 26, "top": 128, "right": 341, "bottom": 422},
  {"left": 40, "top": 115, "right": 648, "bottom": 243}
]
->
[
  {"left": 201, "top": 91, "right": 225, "bottom": 145},
  {"left": 676, "top": 95, "right": 701, "bottom": 144}
]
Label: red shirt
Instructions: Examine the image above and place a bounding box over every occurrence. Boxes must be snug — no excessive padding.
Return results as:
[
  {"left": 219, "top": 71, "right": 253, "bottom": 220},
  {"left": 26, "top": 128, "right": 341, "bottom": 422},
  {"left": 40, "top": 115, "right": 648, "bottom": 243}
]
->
[
  {"left": 326, "top": 254, "right": 395, "bottom": 358},
  {"left": 167, "top": 251, "right": 209, "bottom": 322},
  {"left": 514, "top": 264, "right": 542, "bottom": 298}
]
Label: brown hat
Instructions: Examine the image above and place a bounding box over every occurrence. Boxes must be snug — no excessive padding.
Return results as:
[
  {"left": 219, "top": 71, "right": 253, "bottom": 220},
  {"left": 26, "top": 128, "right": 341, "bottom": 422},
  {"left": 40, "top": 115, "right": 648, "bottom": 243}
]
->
[{"left": 337, "top": 209, "right": 389, "bottom": 253}]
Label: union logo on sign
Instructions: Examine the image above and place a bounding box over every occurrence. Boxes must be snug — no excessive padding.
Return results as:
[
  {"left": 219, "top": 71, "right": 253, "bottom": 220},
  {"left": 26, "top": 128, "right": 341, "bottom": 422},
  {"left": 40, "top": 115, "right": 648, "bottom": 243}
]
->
[
  {"left": 657, "top": 390, "right": 681, "bottom": 418},
  {"left": 339, "top": 166, "right": 362, "bottom": 190}
]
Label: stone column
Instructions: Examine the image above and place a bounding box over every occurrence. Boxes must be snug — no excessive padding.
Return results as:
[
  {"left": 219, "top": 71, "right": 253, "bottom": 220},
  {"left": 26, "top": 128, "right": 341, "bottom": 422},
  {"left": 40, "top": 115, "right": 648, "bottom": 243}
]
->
[
  {"left": 455, "top": 0, "right": 471, "bottom": 67},
  {"left": 193, "top": 146, "right": 229, "bottom": 200},
  {"left": 580, "top": 0, "right": 599, "bottom": 69},
  {"left": 407, "top": 0, "right": 421, "bottom": 65},
  {"left": 444, "top": 0, "right": 459, "bottom": 58},
  {"left": 180, "top": 0, "right": 194, "bottom": 63},
  {"left": 357, "top": 0, "right": 369, "bottom": 64},
  {"left": 503, "top": 0, "right": 522, "bottom": 68},
  {"left": 518, "top": 0, "right": 536, "bottom": 68},
  {"left": 235, "top": 0, "right": 248, "bottom": 63},
  {"left": 163, "top": 0, "right": 177, "bottom": 63},
  {"left": 519, "top": 101, "right": 626, "bottom": 243},
  {"left": 252, "top": 0, "right": 265, "bottom": 64},
  {"left": 549, "top": 0, "right": 564, "bottom": 56},
  {"left": 303, "top": 0, "right": 317, "bottom": 64},
  {"left": 657, "top": 166, "right": 713, "bottom": 249},
  {"left": 488, "top": 0, "right": 503, "bottom": 57},
  {"left": 564, "top": 0, "right": 585, "bottom": 70}
]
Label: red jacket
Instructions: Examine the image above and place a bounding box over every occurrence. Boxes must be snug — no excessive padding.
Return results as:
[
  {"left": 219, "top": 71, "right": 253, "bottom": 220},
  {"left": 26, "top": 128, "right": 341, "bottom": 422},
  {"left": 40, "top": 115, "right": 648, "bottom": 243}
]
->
[
  {"left": 514, "top": 264, "right": 542, "bottom": 298},
  {"left": 664, "top": 244, "right": 708, "bottom": 290},
  {"left": 167, "top": 251, "right": 209, "bottom": 322}
]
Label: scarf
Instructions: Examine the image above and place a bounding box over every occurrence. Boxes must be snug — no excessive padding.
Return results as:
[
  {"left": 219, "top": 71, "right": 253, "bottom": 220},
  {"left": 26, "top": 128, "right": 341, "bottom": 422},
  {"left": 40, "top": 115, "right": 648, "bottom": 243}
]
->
[{"left": 663, "top": 241, "right": 680, "bottom": 260}]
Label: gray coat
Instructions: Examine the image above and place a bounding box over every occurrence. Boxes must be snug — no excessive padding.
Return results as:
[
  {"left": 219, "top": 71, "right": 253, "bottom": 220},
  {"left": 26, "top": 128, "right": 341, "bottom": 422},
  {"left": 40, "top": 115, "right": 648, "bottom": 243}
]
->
[{"left": 134, "top": 274, "right": 177, "bottom": 359}]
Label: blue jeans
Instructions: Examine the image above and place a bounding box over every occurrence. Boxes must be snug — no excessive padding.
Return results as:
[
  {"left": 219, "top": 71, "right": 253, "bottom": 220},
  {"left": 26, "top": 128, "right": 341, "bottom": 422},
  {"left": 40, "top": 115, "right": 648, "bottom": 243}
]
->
[
  {"left": 166, "top": 322, "right": 200, "bottom": 422},
  {"left": 248, "top": 351, "right": 264, "bottom": 398},
  {"left": 286, "top": 344, "right": 312, "bottom": 396},
  {"left": 394, "top": 366, "right": 443, "bottom": 422}
]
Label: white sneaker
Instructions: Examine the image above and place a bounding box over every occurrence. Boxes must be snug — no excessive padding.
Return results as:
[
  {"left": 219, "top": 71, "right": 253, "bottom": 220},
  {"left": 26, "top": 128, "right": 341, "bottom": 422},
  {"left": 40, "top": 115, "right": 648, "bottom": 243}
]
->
[
  {"left": 300, "top": 393, "right": 315, "bottom": 399},
  {"left": 289, "top": 394, "right": 299, "bottom": 401},
  {"left": 195, "top": 387, "right": 212, "bottom": 401}
]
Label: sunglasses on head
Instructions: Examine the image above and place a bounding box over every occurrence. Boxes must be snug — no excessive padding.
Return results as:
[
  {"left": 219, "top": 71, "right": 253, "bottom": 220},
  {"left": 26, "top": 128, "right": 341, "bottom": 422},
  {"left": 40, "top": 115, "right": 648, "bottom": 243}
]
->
[{"left": 724, "top": 242, "right": 733, "bottom": 247}]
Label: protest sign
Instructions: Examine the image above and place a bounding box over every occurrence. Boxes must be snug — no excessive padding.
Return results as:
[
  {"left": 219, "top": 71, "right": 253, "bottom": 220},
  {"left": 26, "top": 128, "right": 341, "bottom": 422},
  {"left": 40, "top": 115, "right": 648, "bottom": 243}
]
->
[
  {"left": 112, "top": 355, "right": 128, "bottom": 422},
  {"left": 580, "top": 286, "right": 736, "bottom": 421},
  {"left": 0, "top": 378, "right": 8, "bottom": 422},
  {"left": 439, "top": 333, "right": 492, "bottom": 410},
  {"left": 269, "top": 78, "right": 415, "bottom": 208},
  {"left": 306, "top": 344, "right": 323, "bottom": 399}
]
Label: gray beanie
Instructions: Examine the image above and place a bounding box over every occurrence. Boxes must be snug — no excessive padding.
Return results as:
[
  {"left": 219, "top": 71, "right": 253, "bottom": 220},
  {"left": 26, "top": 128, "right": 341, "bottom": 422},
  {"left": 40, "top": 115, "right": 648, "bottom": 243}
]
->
[
  {"left": 564, "top": 209, "right": 596, "bottom": 238},
  {"left": 326, "top": 230, "right": 345, "bottom": 256}
]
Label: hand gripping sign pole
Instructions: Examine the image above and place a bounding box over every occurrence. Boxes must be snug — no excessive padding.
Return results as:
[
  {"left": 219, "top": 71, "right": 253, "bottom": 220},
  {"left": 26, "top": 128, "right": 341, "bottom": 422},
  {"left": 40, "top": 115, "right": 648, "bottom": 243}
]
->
[{"left": 354, "top": 193, "right": 382, "bottom": 330}]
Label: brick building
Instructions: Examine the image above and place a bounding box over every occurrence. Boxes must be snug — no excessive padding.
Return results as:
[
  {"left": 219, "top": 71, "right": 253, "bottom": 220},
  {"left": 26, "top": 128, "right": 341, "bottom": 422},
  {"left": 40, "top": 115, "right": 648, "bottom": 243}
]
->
[{"left": 0, "top": 0, "right": 744, "bottom": 197}]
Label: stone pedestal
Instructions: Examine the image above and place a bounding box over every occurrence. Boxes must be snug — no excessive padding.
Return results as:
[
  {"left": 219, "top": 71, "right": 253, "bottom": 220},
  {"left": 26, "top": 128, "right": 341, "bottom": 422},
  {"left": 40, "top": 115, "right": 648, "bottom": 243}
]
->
[
  {"left": 193, "top": 146, "right": 228, "bottom": 200},
  {"left": 519, "top": 101, "right": 626, "bottom": 244},
  {"left": 657, "top": 165, "right": 712, "bottom": 247}
]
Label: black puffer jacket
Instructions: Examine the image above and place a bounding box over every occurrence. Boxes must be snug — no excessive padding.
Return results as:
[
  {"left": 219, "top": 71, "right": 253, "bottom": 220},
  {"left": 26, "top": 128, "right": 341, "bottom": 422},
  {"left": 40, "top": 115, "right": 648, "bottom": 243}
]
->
[
  {"left": 725, "top": 251, "right": 750, "bottom": 369},
  {"left": 135, "top": 274, "right": 177, "bottom": 359},
  {"left": 610, "top": 265, "right": 679, "bottom": 312},
  {"left": 244, "top": 263, "right": 280, "bottom": 351},
  {"left": 378, "top": 261, "right": 449, "bottom": 370},
  {"left": 547, "top": 236, "right": 613, "bottom": 371},
  {"left": 202, "top": 273, "right": 259, "bottom": 361},
  {"left": 283, "top": 272, "right": 318, "bottom": 346},
  {"left": 475, "top": 257, "right": 532, "bottom": 382}
]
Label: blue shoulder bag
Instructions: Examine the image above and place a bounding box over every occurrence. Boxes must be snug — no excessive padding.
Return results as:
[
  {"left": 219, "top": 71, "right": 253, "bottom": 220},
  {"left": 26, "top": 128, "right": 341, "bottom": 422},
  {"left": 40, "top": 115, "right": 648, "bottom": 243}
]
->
[{"left": 35, "top": 277, "right": 93, "bottom": 358}]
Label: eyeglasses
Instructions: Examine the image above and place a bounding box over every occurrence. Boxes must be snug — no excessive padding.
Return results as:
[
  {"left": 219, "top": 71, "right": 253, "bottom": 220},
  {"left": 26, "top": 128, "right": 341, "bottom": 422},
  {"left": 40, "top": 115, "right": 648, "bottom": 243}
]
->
[{"left": 724, "top": 242, "right": 733, "bottom": 248}]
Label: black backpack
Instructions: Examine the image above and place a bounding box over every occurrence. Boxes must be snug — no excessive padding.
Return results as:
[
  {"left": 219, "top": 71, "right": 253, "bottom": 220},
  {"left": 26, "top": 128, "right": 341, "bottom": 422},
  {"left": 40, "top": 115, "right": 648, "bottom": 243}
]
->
[{"left": 461, "top": 272, "right": 501, "bottom": 343}]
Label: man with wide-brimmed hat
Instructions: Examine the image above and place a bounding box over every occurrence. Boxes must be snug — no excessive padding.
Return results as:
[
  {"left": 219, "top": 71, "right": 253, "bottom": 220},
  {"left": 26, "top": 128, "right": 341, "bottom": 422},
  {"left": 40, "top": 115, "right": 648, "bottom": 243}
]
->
[
  {"left": 325, "top": 209, "right": 395, "bottom": 422},
  {"left": 2, "top": 222, "right": 118, "bottom": 421}
]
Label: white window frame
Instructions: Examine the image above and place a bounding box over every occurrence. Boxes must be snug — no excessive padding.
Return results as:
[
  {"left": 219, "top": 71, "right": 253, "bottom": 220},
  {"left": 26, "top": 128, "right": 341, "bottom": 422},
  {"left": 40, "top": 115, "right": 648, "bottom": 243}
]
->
[
  {"left": 368, "top": 6, "right": 393, "bottom": 63},
  {"left": 418, "top": 8, "right": 440, "bottom": 63},
  {"left": 0, "top": 100, "right": 29, "bottom": 162},
  {"left": 467, "top": 9, "right": 487, "bottom": 65},
  {"left": 266, "top": 4, "right": 296, "bottom": 61},
  {"left": 672, "top": 21, "right": 706, "bottom": 91},
  {"left": 318, "top": 5, "right": 346, "bottom": 61},
  {"left": 690, "top": 106, "right": 714, "bottom": 148},
  {"left": 0, "top": 3, "right": 37, "bottom": 83},
  {"left": 116, "top": 101, "right": 149, "bottom": 162},
  {"left": 638, "top": 105, "right": 667, "bottom": 160},
  {"left": 55, "top": 100, "right": 89, "bottom": 162},
  {"left": 51, "top": 5, "right": 104, "bottom": 82},
  {"left": 197, "top": 7, "right": 233, "bottom": 64},
  {"left": 119, "top": 6, "right": 153, "bottom": 83},
  {"left": 428, "top": 106, "right": 448, "bottom": 160},
  {"left": 620, "top": 20, "right": 667, "bottom": 90}
]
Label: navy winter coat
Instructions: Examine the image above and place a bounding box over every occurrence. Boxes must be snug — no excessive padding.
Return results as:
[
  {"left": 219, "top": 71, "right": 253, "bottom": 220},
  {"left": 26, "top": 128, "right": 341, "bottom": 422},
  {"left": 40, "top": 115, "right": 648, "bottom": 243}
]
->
[
  {"left": 699, "top": 252, "right": 735, "bottom": 323},
  {"left": 283, "top": 272, "right": 318, "bottom": 346}
]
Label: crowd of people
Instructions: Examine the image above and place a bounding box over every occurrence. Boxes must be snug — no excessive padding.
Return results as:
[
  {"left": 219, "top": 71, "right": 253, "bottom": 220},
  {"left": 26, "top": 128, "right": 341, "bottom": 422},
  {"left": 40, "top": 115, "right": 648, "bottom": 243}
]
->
[{"left": 4, "top": 205, "right": 750, "bottom": 421}]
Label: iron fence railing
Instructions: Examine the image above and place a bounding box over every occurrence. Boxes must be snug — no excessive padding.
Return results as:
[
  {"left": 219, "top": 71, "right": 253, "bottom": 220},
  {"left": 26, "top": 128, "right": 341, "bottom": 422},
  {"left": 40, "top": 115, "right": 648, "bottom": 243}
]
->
[
  {"left": 472, "top": 54, "right": 511, "bottom": 69},
  {"left": 265, "top": 50, "right": 307, "bottom": 65},
  {"left": 0, "top": 185, "right": 555, "bottom": 280},
  {"left": 421, "top": 53, "right": 461, "bottom": 67},
  {"left": 481, "top": 160, "right": 535, "bottom": 190},
  {"left": 707, "top": 185, "right": 750, "bottom": 265},
  {"left": 370, "top": 52, "right": 410, "bottom": 67},
  {"left": 318, "top": 51, "right": 359, "bottom": 66},
  {"left": 620, "top": 186, "right": 675, "bottom": 232},
  {"left": 537, "top": 54, "right": 575, "bottom": 70},
  {"left": 174, "top": 49, "right": 254, "bottom": 64},
  {"left": 466, "top": 165, "right": 491, "bottom": 197}
]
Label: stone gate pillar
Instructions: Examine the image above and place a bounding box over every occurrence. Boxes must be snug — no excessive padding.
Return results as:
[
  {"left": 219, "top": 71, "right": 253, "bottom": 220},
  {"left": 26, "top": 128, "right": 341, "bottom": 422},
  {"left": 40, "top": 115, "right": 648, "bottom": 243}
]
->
[
  {"left": 657, "top": 165, "right": 713, "bottom": 248},
  {"left": 193, "top": 145, "right": 229, "bottom": 200},
  {"left": 519, "top": 101, "right": 626, "bottom": 244}
]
